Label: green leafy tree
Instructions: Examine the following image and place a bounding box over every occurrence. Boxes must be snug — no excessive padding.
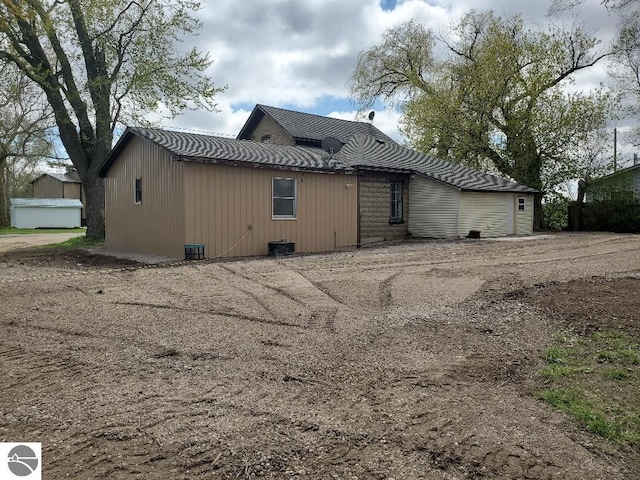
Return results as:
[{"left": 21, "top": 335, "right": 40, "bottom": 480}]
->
[
  {"left": 612, "top": 9, "right": 640, "bottom": 145},
  {"left": 550, "top": 0, "right": 640, "bottom": 146},
  {"left": 350, "top": 11, "right": 616, "bottom": 228},
  {"left": 0, "top": 61, "right": 54, "bottom": 227},
  {"left": 0, "top": 0, "right": 224, "bottom": 239}
]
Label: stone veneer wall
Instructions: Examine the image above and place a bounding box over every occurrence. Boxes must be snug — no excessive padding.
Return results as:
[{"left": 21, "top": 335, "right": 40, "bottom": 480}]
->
[{"left": 359, "top": 175, "right": 409, "bottom": 244}]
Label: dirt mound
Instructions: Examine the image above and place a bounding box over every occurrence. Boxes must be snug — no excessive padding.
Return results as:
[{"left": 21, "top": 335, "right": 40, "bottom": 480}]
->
[{"left": 518, "top": 277, "right": 640, "bottom": 336}]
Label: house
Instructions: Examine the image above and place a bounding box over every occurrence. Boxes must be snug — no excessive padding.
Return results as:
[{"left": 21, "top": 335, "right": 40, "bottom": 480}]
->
[
  {"left": 577, "top": 161, "right": 640, "bottom": 233},
  {"left": 99, "top": 122, "right": 536, "bottom": 259},
  {"left": 586, "top": 163, "right": 640, "bottom": 202},
  {"left": 99, "top": 128, "right": 358, "bottom": 258},
  {"left": 31, "top": 171, "right": 85, "bottom": 223},
  {"left": 10, "top": 198, "right": 83, "bottom": 229},
  {"left": 239, "top": 105, "right": 537, "bottom": 244}
]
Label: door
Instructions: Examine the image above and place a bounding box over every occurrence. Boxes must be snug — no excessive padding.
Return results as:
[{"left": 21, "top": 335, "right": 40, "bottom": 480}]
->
[{"left": 506, "top": 194, "right": 515, "bottom": 235}]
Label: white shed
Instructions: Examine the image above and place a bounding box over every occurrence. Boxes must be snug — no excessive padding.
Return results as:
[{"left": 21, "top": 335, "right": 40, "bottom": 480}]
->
[{"left": 10, "top": 198, "right": 83, "bottom": 229}]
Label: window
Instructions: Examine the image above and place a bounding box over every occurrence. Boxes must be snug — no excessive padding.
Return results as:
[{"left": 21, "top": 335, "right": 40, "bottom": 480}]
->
[
  {"left": 518, "top": 196, "right": 525, "bottom": 211},
  {"left": 390, "top": 181, "right": 403, "bottom": 223},
  {"left": 273, "top": 178, "right": 296, "bottom": 218},
  {"left": 134, "top": 178, "right": 142, "bottom": 204}
]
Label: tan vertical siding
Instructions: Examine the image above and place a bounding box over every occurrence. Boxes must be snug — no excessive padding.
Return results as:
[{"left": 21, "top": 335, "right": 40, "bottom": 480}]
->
[
  {"left": 62, "top": 182, "right": 81, "bottom": 200},
  {"left": 183, "top": 163, "right": 357, "bottom": 257},
  {"left": 32, "top": 176, "right": 64, "bottom": 198},
  {"left": 516, "top": 194, "right": 534, "bottom": 235},
  {"left": 104, "top": 136, "right": 185, "bottom": 257},
  {"left": 408, "top": 176, "right": 460, "bottom": 238},
  {"left": 459, "top": 192, "right": 508, "bottom": 237}
]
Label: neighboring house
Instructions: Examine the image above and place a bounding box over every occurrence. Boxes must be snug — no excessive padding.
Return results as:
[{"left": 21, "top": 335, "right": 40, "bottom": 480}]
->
[
  {"left": 100, "top": 123, "right": 536, "bottom": 259},
  {"left": 99, "top": 128, "right": 358, "bottom": 258},
  {"left": 31, "top": 171, "right": 85, "bottom": 223},
  {"left": 586, "top": 163, "right": 640, "bottom": 202},
  {"left": 10, "top": 198, "right": 83, "bottom": 229}
]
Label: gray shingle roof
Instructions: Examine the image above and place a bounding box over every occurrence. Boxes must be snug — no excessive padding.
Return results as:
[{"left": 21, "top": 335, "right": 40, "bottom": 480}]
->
[
  {"left": 100, "top": 127, "right": 352, "bottom": 176},
  {"left": 336, "top": 134, "right": 538, "bottom": 194},
  {"left": 101, "top": 128, "right": 537, "bottom": 193},
  {"left": 237, "top": 104, "right": 396, "bottom": 145}
]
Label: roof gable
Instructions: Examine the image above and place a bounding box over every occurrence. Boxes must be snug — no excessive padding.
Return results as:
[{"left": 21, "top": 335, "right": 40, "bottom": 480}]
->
[
  {"left": 237, "top": 104, "right": 396, "bottom": 146},
  {"left": 31, "top": 171, "right": 81, "bottom": 184}
]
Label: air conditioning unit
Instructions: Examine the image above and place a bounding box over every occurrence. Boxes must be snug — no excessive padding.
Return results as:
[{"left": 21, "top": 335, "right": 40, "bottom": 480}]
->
[{"left": 268, "top": 241, "right": 295, "bottom": 256}]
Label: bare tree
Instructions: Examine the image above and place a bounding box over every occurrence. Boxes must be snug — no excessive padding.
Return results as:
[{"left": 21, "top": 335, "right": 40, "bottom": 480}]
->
[{"left": 0, "top": 61, "right": 54, "bottom": 227}]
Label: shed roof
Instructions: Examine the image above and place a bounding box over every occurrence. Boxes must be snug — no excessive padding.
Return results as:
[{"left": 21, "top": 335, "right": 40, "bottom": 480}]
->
[
  {"left": 237, "top": 104, "right": 396, "bottom": 145},
  {"left": 31, "top": 171, "right": 81, "bottom": 184},
  {"left": 337, "top": 134, "right": 538, "bottom": 194},
  {"left": 10, "top": 198, "right": 83, "bottom": 208}
]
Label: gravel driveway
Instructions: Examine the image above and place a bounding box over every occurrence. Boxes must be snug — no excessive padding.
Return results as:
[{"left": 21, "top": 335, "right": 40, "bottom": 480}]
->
[{"left": 0, "top": 232, "right": 638, "bottom": 479}]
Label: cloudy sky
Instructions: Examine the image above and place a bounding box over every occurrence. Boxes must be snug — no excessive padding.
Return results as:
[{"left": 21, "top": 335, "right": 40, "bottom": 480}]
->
[{"left": 163, "top": 0, "right": 623, "bottom": 147}]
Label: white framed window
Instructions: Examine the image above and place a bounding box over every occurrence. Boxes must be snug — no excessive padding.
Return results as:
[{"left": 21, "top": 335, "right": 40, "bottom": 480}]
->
[
  {"left": 390, "top": 181, "right": 403, "bottom": 223},
  {"left": 518, "top": 196, "right": 525, "bottom": 211},
  {"left": 272, "top": 177, "right": 296, "bottom": 219},
  {"left": 134, "top": 178, "right": 142, "bottom": 204}
]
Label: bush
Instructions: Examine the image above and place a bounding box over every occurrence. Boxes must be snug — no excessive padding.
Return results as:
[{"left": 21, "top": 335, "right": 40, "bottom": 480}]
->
[{"left": 543, "top": 195, "right": 570, "bottom": 231}]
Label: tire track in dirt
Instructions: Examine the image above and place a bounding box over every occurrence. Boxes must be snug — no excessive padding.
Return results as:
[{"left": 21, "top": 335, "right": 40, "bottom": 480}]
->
[
  {"left": 217, "top": 264, "right": 307, "bottom": 307},
  {"left": 379, "top": 271, "right": 402, "bottom": 307},
  {"left": 278, "top": 262, "right": 348, "bottom": 307},
  {"left": 113, "top": 300, "right": 305, "bottom": 329},
  {"left": 235, "top": 286, "right": 277, "bottom": 318}
]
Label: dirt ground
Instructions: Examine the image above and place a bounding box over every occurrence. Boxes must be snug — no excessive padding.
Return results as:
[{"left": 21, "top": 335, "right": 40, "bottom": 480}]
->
[{"left": 0, "top": 233, "right": 638, "bottom": 479}]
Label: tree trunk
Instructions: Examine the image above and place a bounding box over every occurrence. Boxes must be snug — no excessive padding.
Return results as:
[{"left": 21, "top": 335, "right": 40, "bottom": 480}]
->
[
  {"left": 534, "top": 193, "right": 544, "bottom": 231},
  {"left": 83, "top": 172, "right": 105, "bottom": 240},
  {"left": 0, "top": 159, "right": 8, "bottom": 228}
]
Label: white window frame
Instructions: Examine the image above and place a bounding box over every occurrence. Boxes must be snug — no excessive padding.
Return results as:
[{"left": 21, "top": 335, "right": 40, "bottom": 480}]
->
[
  {"left": 518, "top": 196, "right": 526, "bottom": 212},
  {"left": 272, "top": 177, "right": 297, "bottom": 219},
  {"left": 134, "top": 178, "right": 142, "bottom": 205}
]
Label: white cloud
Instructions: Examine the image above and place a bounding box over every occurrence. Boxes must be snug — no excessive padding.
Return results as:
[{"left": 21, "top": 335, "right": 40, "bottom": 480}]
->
[{"left": 161, "top": 0, "right": 624, "bottom": 144}]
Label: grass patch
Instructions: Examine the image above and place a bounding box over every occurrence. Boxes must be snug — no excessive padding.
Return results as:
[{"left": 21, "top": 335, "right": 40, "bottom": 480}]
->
[
  {"left": 39, "top": 235, "right": 104, "bottom": 250},
  {"left": 0, "top": 227, "right": 86, "bottom": 235},
  {"left": 538, "top": 330, "right": 640, "bottom": 446}
]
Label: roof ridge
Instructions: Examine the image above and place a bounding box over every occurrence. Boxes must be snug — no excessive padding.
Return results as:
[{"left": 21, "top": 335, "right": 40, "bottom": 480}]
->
[{"left": 258, "top": 104, "right": 373, "bottom": 126}]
